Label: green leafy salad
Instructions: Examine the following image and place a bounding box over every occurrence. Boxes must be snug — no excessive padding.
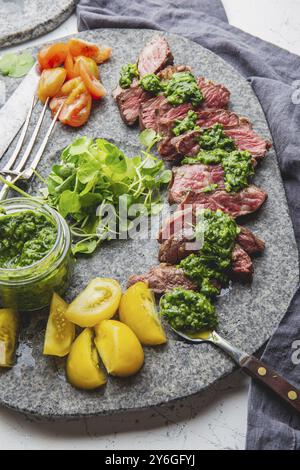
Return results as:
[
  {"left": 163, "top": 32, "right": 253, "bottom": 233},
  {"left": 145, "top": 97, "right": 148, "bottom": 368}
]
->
[{"left": 39, "top": 130, "right": 170, "bottom": 255}]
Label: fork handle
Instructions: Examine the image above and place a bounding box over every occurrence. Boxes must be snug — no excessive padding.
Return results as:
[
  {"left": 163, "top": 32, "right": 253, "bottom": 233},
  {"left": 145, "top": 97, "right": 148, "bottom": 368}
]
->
[{"left": 240, "top": 355, "right": 300, "bottom": 413}]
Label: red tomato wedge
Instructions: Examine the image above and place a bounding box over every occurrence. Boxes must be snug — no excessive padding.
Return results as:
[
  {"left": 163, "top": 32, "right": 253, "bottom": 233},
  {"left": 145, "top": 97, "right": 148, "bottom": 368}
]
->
[
  {"left": 77, "top": 58, "right": 106, "bottom": 100},
  {"left": 68, "top": 38, "right": 111, "bottom": 64},
  {"left": 64, "top": 52, "right": 76, "bottom": 80},
  {"left": 38, "top": 43, "right": 69, "bottom": 70}
]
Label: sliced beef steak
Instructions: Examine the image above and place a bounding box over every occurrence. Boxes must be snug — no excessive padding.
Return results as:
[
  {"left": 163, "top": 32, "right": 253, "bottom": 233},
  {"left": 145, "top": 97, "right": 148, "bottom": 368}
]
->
[
  {"left": 157, "top": 109, "right": 252, "bottom": 161},
  {"left": 231, "top": 244, "right": 253, "bottom": 281},
  {"left": 236, "top": 226, "right": 265, "bottom": 254},
  {"left": 158, "top": 238, "right": 254, "bottom": 281},
  {"left": 196, "top": 109, "right": 242, "bottom": 129},
  {"left": 139, "top": 95, "right": 165, "bottom": 131},
  {"left": 161, "top": 121, "right": 268, "bottom": 163},
  {"left": 171, "top": 130, "right": 202, "bottom": 157},
  {"left": 180, "top": 185, "right": 267, "bottom": 219},
  {"left": 127, "top": 263, "right": 197, "bottom": 295},
  {"left": 225, "top": 127, "right": 272, "bottom": 161},
  {"left": 157, "top": 64, "right": 192, "bottom": 80},
  {"left": 128, "top": 246, "right": 253, "bottom": 294},
  {"left": 139, "top": 66, "right": 193, "bottom": 131},
  {"left": 113, "top": 81, "right": 150, "bottom": 126},
  {"left": 168, "top": 164, "right": 225, "bottom": 205},
  {"left": 138, "top": 35, "right": 174, "bottom": 77},
  {"left": 197, "top": 77, "right": 230, "bottom": 109},
  {"left": 158, "top": 228, "right": 264, "bottom": 265},
  {"left": 157, "top": 99, "right": 193, "bottom": 135},
  {"left": 159, "top": 236, "right": 199, "bottom": 264}
]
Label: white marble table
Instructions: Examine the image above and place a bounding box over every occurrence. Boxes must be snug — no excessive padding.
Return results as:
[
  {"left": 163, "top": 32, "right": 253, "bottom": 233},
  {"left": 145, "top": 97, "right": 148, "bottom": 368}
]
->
[{"left": 0, "top": 0, "right": 299, "bottom": 450}]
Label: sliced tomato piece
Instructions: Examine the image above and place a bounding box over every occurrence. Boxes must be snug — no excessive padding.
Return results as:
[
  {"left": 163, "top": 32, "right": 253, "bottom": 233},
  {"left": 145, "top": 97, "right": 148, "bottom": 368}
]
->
[
  {"left": 43, "top": 293, "right": 75, "bottom": 358},
  {"left": 65, "top": 278, "right": 122, "bottom": 327},
  {"left": 77, "top": 58, "right": 106, "bottom": 100},
  {"left": 49, "top": 96, "right": 66, "bottom": 116},
  {"left": 38, "top": 43, "right": 69, "bottom": 70},
  {"left": 37, "top": 67, "right": 67, "bottom": 103},
  {"left": 59, "top": 81, "right": 92, "bottom": 127},
  {"left": 64, "top": 52, "right": 76, "bottom": 80},
  {"left": 74, "top": 56, "right": 99, "bottom": 79},
  {"left": 68, "top": 38, "right": 111, "bottom": 64},
  {"left": 0, "top": 308, "right": 19, "bottom": 368},
  {"left": 58, "top": 77, "right": 83, "bottom": 96},
  {"left": 94, "top": 46, "right": 112, "bottom": 64}
]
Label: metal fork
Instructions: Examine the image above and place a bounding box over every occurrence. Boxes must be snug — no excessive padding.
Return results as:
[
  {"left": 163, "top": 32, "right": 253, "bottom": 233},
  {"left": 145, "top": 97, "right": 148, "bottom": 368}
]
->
[
  {"left": 172, "top": 327, "right": 300, "bottom": 413},
  {"left": 0, "top": 97, "right": 63, "bottom": 201}
]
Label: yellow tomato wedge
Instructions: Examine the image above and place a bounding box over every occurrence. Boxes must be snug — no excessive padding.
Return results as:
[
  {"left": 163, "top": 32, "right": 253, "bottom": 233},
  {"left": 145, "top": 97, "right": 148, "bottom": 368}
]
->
[
  {"left": 43, "top": 293, "right": 75, "bottom": 357},
  {"left": 119, "top": 282, "right": 167, "bottom": 346},
  {"left": 0, "top": 308, "right": 18, "bottom": 368},
  {"left": 67, "top": 328, "right": 107, "bottom": 390},
  {"left": 65, "top": 278, "right": 122, "bottom": 327},
  {"left": 94, "top": 320, "right": 144, "bottom": 377},
  {"left": 37, "top": 67, "right": 67, "bottom": 103},
  {"left": 74, "top": 56, "right": 99, "bottom": 79}
]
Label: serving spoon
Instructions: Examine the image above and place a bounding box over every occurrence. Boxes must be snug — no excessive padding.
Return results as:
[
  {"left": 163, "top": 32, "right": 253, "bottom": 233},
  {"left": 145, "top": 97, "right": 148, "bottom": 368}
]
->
[{"left": 172, "top": 327, "right": 300, "bottom": 413}]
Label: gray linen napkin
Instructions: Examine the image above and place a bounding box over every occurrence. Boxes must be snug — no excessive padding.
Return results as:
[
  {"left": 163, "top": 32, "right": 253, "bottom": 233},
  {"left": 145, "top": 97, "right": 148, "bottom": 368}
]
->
[{"left": 77, "top": 0, "right": 300, "bottom": 450}]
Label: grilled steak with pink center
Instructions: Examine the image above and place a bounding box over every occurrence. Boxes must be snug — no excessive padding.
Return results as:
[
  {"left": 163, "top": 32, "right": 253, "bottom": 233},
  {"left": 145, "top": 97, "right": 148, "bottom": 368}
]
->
[
  {"left": 231, "top": 244, "right": 253, "bottom": 281},
  {"left": 197, "top": 77, "right": 230, "bottom": 109},
  {"left": 180, "top": 185, "right": 267, "bottom": 219},
  {"left": 225, "top": 127, "right": 272, "bottom": 161},
  {"left": 168, "top": 164, "right": 225, "bottom": 205},
  {"left": 127, "top": 263, "right": 197, "bottom": 295},
  {"left": 138, "top": 35, "right": 174, "bottom": 77},
  {"left": 113, "top": 81, "right": 150, "bottom": 126}
]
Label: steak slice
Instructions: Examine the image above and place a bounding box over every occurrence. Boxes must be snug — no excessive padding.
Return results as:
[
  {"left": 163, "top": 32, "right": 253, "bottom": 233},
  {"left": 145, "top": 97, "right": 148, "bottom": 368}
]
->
[
  {"left": 197, "top": 77, "right": 230, "bottom": 109},
  {"left": 181, "top": 185, "right": 267, "bottom": 219},
  {"left": 128, "top": 246, "right": 253, "bottom": 294},
  {"left": 196, "top": 109, "right": 245, "bottom": 130},
  {"left": 157, "top": 99, "right": 193, "bottom": 135},
  {"left": 157, "top": 64, "right": 192, "bottom": 80},
  {"left": 138, "top": 35, "right": 174, "bottom": 77},
  {"left": 158, "top": 238, "right": 254, "bottom": 281},
  {"left": 139, "top": 66, "right": 193, "bottom": 131},
  {"left": 113, "top": 81, "right": 150, "bottom": 126},
  {"left": 158, "top": 208, "right": 264, "bottom": 264},
  {"left": 236, "top": 226, "right": 265, "bottom": 254},
  {"left": 225, "top": 127, "right": 272, "bottom": 161},
  {"left": 157, "top": 109, "right": 252, "bottom": 161},
  {"left": 127, "top": 263, "right": 197, "bottom": 295},
  {"left": 159, "top": 236, "right": 199, "bottom": 264},
  {"left": 168, "top": 164, "right": 225, "bottom": 205},
  {"left": 162, "top": 120, "right": 267, "bottom": 162},
  {"left": 231, "top": 244, "right": 253, "bottom": 281},
  {"left": 139, "top": 95, "right": 165, "bottom": 131}
]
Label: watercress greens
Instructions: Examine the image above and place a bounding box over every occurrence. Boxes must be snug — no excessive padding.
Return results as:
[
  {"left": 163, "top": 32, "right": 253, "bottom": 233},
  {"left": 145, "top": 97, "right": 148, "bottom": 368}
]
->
[{"left": 42, "top": 133, "right": 171, "bottom": 255}]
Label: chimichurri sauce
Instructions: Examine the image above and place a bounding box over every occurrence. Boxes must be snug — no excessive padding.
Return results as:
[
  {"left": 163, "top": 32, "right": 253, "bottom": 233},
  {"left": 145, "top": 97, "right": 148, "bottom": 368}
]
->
[{"left": 0, "top": 210, "right": 57, "bottom": 269}]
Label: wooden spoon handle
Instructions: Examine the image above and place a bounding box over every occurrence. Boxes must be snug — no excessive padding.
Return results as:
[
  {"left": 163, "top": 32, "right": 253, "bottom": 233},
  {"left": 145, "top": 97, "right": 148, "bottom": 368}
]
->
[{"left": 240, "top": 355, "right": 300, "bottom": 413}]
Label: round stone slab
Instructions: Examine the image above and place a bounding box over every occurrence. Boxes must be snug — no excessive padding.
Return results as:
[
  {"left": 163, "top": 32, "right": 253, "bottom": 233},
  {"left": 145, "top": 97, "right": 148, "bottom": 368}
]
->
[
  {"left": 0, "top": 29, "right": 298, "bottom": 418},
  {"left": 0, "top": 0, "right": 75, "bottom": 48}
]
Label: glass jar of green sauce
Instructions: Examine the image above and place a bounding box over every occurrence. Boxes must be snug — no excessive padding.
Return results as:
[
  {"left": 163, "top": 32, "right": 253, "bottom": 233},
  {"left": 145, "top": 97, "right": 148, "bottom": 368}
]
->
[{"left": 0, "top": 198, "right": 73, "bottom": 311}]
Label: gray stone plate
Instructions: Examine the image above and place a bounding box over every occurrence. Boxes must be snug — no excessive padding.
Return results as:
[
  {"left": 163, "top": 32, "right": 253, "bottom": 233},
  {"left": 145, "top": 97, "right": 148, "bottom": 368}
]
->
[
  {"left": 0, "top": 0, "right": 75, "bottom": 48},
  {"left": 0, "top": 29, "right": 298, "bottom": 418}
]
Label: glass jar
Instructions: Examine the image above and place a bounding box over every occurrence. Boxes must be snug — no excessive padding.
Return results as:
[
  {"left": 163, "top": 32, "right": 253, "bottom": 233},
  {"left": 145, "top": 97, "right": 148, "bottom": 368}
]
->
[{"left": 0, "top": 198, "right": 73, "bottom": 311}]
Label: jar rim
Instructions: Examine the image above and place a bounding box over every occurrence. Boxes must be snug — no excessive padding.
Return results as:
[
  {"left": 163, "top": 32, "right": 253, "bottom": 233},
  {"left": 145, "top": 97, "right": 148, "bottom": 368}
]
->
[{"left": 0, "top": 197, "right": 71, "bottom": 283}]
